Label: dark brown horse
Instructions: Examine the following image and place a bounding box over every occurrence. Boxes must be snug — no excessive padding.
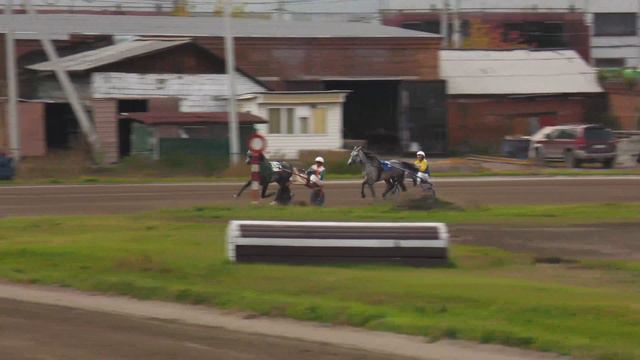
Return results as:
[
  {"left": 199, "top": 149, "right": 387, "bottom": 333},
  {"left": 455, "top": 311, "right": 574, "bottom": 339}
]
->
[{"left": 234, "top": 152, "right": 293, "bottom": 204}]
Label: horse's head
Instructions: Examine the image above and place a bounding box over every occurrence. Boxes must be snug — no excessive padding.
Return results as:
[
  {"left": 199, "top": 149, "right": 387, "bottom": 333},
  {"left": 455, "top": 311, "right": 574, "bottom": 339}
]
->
[{"left": 347, "top": 146, "right": 362, "bottom": 165}]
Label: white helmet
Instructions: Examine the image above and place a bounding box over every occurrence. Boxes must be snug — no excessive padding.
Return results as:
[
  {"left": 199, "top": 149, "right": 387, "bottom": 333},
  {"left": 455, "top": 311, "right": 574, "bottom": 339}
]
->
[
  {"left": 417, "top": 151, "right": 426, "bottom": 157},
  {"left": 315, "top": 156, "right": 325, "bottom": 163}
]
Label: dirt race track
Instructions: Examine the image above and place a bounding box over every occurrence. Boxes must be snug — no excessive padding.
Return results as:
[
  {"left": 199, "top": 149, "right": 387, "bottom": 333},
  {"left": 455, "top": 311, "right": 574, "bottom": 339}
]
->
[
  {"left": 0, "top": 298, "right": 411, "bottom": 360},
  {"left": 0, "top": 283, "right": 566, "bottom": 360},
  {"left": 452, "top": 223, "right": 640, "bottom": 260},
  {"left": 0, "top": 176, "right": 639, "bottom": 217}
]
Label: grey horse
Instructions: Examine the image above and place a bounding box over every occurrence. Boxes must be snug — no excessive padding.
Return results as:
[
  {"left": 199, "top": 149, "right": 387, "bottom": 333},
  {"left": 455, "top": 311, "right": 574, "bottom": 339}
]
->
[{"left": 347, "top": 146, "right": 408, "bottom": 198}]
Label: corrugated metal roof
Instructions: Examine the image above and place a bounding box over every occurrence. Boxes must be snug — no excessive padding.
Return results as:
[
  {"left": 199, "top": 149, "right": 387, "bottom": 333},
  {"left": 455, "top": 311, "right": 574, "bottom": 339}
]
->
[
  {"left": 2, "top": 14, "right": 438, "bottom": 38},
  {"left": 27, "top": 39, "right": 190, "bottom": 72},
  {"left": 120, "top": 112, "right": 267, "bottom": 125},
  {"left": 440, "top": 49, "right": 603, "bottom": 95}
]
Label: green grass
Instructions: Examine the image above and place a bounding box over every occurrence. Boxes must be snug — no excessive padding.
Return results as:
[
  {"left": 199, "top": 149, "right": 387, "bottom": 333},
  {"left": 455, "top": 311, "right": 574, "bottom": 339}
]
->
[
  {"left": 1, "top": 205, "right": 640, "bottom": 359},
  {"left": 158, "top": 202, "right": 640, "bottom": 225}
]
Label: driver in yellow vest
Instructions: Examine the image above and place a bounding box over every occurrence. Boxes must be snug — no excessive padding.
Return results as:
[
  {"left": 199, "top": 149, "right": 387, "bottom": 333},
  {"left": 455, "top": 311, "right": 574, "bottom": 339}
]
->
[{"left": 413, "top": 151, "right": 430, "bottom": 185}]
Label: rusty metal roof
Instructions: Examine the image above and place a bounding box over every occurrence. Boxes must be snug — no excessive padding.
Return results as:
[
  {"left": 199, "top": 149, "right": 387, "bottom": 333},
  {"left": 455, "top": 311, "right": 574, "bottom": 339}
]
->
[
  {"left": 3, "top": 14, "right": 437, "bottom": 38},
  {"left": 440, "top": 49, "right": 604, "bottom": 95},
  {"left": 26, "top": 39, "right": 190, "bottom": 72},
  {"left": 120, "top": 112, "right": 267, "bottom": 125}
]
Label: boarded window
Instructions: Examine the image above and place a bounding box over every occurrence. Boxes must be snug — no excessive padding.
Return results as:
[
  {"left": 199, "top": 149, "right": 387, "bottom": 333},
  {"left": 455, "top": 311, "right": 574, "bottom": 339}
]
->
[
  {"left": 268, "top": 108, "right": 281, "bottom": 133},
  {"left": 299, "top": 117, "right": 309, "bottom": 134},
  {"left": 312, "top": 107, "right": 327, "bottom": 134},
  {"left": 594, "top": 13, "right": 637, "bottom": 36}
]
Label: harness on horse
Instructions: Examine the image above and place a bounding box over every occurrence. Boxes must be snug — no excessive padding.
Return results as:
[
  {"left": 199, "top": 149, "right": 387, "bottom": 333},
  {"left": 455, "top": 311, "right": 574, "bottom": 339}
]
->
[
  {"left": 270, "top": 161, "right": 283, "bottom": 172},
  {"left": 380, "top": 160, "right": 394, "bottom": 172}
]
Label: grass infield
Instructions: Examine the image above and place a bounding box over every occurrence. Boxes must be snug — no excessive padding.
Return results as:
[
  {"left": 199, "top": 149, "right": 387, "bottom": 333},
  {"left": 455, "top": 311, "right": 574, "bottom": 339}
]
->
[{"left": 0, "top": 204, "right": 639, "bottom": 360}]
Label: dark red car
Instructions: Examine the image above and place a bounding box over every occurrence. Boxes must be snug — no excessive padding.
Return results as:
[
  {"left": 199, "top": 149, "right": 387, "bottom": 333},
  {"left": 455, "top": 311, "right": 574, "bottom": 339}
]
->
[{"left": 529, "top": 124, "right": 617, "bottom": 168}]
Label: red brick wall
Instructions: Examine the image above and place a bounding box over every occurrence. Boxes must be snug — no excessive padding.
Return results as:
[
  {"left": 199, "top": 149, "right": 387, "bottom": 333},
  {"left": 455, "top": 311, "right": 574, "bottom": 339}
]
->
[
  {"left": 196, "top": 37, "right": 440, "bottom": 87},
  {"left": 382, "top": 11, "right": 590, "bottom": 61},
  {"left": 96, "top": 44, "right": 226, "bottom": 74},
  {"left": 19, "top": 102, "right": 46, "bottom": 157},
  {"left": 447, "top": 96, "right": 589, "bottom": 152},
  {"left": 92, "top": 99, "right": 119, "bottom": 164},
  {"left": 606, "top": 86, "right": 640, "bottom": 130}
]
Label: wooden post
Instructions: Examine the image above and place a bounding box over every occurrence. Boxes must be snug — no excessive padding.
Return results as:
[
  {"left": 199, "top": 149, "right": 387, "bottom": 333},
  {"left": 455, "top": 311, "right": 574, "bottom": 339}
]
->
[
  {"left": 247, "top": 133, "right": 266, "bottom": 204},
  {"left": 250, "top": 150, "right": 260, "bottom": 204}
]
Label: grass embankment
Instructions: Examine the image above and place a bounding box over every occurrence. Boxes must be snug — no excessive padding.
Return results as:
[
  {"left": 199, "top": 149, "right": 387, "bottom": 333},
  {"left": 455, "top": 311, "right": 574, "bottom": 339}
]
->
[
  {"left": 1, "top": 204, "right": 640, "bottom": 359},
  {"left": 3, "top": 148, "right": 638, "bottom": 186}
]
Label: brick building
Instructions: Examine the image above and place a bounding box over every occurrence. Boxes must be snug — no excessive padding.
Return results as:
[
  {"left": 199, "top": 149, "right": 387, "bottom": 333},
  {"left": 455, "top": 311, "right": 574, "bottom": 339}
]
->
[
  {"left": 604, "top": 83, "right": 640, "bottom": 130},
  {"left": 440, "top": 49, "right": 604, "bottom": 153},
  {"left": 2, "top": 14, "right": 444, "bottom": 157},
  {"left": 383, "top": 10, "right": 590, "bottom": 62},
  {"left": 21, "top": 39, "right": 267, "bottom": 163}
]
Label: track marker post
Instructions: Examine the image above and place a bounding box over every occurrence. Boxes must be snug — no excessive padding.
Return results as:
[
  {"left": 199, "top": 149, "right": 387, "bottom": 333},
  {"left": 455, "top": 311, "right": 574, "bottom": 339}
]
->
[{"left": 247, "top": 134, "right": 267, "bottom": 204}]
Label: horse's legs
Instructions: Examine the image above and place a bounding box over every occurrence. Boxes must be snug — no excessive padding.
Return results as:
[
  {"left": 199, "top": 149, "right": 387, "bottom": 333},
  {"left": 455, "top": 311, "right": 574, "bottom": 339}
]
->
[
  {"left": 361, "top": 180, "right": 367, "bottom": 198},
  {"left": 261, "top": 183, "right": 269, "bottom": 198},
  {"left": 368, "top": 182, "right": 376, "bottom": 198},
  {"left": 234, "top": 180, "right": 251, "bottom": 198},
  {"left": 382, "top": 179, "right": 393, "bottom": 198},
  {"left": 399, "top": 174, "right": 407, "bottom": 192}
]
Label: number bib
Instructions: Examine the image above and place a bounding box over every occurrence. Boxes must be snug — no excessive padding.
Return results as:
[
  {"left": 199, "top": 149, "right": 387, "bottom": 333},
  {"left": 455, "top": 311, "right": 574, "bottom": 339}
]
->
[{"left": 270, "top": 162, "right": 283, "bottom": 172}]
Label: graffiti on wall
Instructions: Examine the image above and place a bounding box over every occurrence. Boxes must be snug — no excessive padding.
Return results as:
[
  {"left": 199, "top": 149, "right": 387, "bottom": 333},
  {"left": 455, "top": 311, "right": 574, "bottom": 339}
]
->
[{"left": 462, "top": 19, "right": 527, "bottom": 49}]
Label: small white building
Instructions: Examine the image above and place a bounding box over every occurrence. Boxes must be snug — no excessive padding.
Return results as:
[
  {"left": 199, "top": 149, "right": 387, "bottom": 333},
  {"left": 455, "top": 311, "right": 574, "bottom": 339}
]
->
[{"left": 236, "top": 91, "right": 349, "bottom": 159}]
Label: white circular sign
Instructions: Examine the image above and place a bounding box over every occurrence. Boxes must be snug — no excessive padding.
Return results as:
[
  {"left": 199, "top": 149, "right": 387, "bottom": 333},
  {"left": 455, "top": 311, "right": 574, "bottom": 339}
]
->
[{"left": 248, "top": 134, "right": 267, "bottom": 152}]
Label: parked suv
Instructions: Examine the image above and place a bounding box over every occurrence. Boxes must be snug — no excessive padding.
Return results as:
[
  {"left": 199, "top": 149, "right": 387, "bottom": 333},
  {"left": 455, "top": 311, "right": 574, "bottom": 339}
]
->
[
  {"left": 0, "top": 153, "right": 15, "bottom": 180},
  {"left": 528, "top": 124, "right": 617, "bottom": 168}
]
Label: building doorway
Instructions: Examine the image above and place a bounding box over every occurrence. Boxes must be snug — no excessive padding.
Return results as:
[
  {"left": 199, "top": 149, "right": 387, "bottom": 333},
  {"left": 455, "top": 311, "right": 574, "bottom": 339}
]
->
[
  {"left": 325, "top": 80, "right": 400, "bottom": 153},
  {"left": 118, "top": 99, "right": 148, "bottom": 158},
  {"left": 45, "top": 103, "right": 79, "bottom": 150}
]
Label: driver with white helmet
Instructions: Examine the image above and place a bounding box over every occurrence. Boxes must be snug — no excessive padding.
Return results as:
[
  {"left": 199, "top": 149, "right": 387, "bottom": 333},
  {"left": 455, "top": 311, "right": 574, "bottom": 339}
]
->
[
  {"left": 414, "top": 151, "right": 430, "bottom": 184},
  {"left": 306, "top": 156, "right": 326, "bottom": 187}
]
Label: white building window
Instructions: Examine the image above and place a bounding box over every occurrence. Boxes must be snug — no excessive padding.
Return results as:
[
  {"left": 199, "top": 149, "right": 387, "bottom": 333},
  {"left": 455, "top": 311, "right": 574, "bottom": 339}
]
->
[
  {"left": 285, "top": 108, "right": 295, "bottom": 134},
  {"left": 268, "top": 107, "right": 295, "bottom": 134},
  {"left": 268, "top": 108, "right": 281, "bottom": 133},
  {"left": 594, "top": 13, "right": 637, "bottom": 36},
  {"left": 595, "top": 58, "right": 625, "bottom": 68},
  {"left": 299, "top": 116, "right": 309, "bottom": 134}
]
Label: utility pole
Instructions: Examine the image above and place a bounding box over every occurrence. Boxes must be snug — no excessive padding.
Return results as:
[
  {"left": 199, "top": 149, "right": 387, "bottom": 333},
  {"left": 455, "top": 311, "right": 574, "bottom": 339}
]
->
[
  {"left": 5, "top": 0, "right": 20, "bottom": 163},
  {"left": 452, "top": 0, "right": 461, "bottom": 48},
  {"left": 23, "top": 0, "right": 102, "bottom": 164},
  {"left": 441, "top": 0, "right": 449, "bottom": 48},
  {"left": 224, "top": 0, "right": 241, "bottom": 165},
  {"left": 275, "top": 0, "right": 285, "bottom": 20},
  {"left": 637, "top": 1, "right": 640, "bottom": 70}
]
